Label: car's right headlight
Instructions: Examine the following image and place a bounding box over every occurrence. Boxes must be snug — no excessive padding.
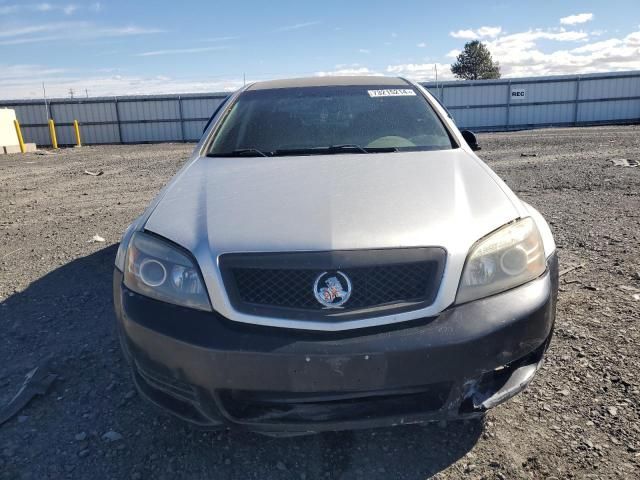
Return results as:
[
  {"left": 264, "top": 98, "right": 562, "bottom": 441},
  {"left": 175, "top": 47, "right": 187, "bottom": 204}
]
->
[
  {"left": 123, "top": 232, "right": 211, "bottom": 311},
  {"left": 456, "top": 217, "right": 546, "bottom": 304}
]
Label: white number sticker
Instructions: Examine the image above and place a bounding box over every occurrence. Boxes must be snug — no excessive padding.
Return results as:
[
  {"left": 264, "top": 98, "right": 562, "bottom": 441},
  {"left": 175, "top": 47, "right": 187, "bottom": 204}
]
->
[{"left": 367, "top": 89, "right": 417, "bottom": 97}]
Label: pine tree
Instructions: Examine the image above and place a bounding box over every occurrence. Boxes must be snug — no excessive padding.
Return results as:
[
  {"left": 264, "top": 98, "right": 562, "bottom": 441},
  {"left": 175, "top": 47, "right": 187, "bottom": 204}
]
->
[{"left": 451, "top": 41, "right": 501, "bottom": 80}]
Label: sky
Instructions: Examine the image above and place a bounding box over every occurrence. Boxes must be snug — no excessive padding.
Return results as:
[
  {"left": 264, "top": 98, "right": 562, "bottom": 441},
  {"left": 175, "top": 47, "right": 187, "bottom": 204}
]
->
[{"left": 1, "top": 0, "right": 639, "bottom": 99}]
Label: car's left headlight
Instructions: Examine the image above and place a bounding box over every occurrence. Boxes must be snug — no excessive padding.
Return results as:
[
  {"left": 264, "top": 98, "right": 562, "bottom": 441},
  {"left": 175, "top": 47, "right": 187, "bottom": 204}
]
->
[
  {"left": 123, "top": 231, "right": 211, "bottom": 311},
  {"left": 456, "top": 217, "right": 546, "bottom": 304}
]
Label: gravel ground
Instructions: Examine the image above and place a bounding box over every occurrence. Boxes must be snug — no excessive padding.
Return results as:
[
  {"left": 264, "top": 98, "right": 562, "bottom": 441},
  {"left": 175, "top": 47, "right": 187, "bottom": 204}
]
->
[{"left": 1, "top": 125, "right": 639, "bottom": 479}]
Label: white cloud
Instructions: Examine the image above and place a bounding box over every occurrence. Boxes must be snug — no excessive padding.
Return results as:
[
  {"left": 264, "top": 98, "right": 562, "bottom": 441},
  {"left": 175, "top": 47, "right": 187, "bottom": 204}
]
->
[
  {"left": 0, "top": 64, "right": 245, "bottom": 99},
  {"left": 314, "top": 65, "right": 382, "bottom": 77},
  {"left": 0, "top": 4, "right": 20, "bottom": 14},
  {"left": 417, "top": 42, "right": 427, "bottom": 48},
  {"left": 385, "top": 63, "right": 455, "bottom": 81},
  {"left": 446, "top": 49, "right": 461, "bottom": 58},
  {"left": 0, "top": 22, "right": 163, "bottom": 45},
  {"left": 477, "top": 26, "right": 502, "bottom": 37},
  {"left": 450, "top": 29, "right": 476, "bottom": 40},
  {"left": 203, "top": 36, "right": 239, "bottom": 42},
  {"left": 100, "top": 25, "right": 164, "bottom": 36},
  {"left": 34, "top": 3, "right": 54, "bottom": 12},
  {"left": 3, "top": 17, "right": 639, "bottom": 99},
  {"left": 0, "top": 35, "right": 68, "bottom": 46},
  {"left": 358, "top": 48, "right": 371, "bottom": 54},
  {"left": 560, "top": 13, "right": 593, "bottom": 25},
  {"left": 571, "top": 38, "right": 622, "bottom": 54},
  {"left": 485, "top": 29, "right": 589, "bottom": 54},
  {"left": 0, "top": 64, "right": 67, "bottom": 81},
  {"left": 450, "top": 26, "right": 502, "bottom": 39},
  {"left": 485, "top": 29, "right": 640, "bottom": 77},
  {"left": 0, "top": 23, "right": 73, "bottom": 38},
  {"left": 136, "top": 46, "right": 229, "bottom": 57},
  {"left": 275, "top": 21, "right": 320, "bottom": 32},
  {"left": 390, "top": 25, "right": 640, "bottom": 81},
  {"left": 0, "top": 3, "right": 82, "bottom": 15},
  {"left": 626, "top": 31, "right": 640, "bottom": 45}
]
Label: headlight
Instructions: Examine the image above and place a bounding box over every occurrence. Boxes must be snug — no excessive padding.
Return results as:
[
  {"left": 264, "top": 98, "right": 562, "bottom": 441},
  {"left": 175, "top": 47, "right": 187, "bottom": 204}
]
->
[
  {"left": 115, "top": 222, "right": 136, "bottom": 271},
  {"left": 456, "top": 218, "right": 545, "bottom": 304},
  {"left": 123, "top": 232, "right": 211, "bottom": 311}
]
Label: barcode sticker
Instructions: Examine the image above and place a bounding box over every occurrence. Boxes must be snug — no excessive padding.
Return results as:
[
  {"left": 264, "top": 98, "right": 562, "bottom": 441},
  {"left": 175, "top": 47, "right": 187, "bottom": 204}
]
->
[{"left": 367, "top": 89, "right": 416, "bottom": 97}]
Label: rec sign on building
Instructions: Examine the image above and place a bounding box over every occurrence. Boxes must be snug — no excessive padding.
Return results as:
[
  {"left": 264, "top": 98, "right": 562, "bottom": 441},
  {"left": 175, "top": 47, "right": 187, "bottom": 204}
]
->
[{"left": 511, "top": 88, "right": 527, "bottom": 100}]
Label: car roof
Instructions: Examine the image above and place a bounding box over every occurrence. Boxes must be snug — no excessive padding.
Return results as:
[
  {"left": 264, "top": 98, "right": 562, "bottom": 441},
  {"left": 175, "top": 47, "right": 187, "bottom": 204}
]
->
[{"left": 247, "top": 76, "right": 409, "bottom": 91}]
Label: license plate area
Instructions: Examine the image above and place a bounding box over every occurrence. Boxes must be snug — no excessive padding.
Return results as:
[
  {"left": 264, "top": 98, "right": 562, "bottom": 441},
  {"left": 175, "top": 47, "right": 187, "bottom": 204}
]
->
[{"left": 287, "top": 353, "right": 388, "bottom": 392}]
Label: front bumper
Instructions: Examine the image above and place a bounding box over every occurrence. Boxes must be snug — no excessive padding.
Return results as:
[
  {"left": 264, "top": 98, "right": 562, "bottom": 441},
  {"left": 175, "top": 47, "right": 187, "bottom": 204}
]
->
[{"left": 113, "top": 253, "right": 558, "bottom": 434}]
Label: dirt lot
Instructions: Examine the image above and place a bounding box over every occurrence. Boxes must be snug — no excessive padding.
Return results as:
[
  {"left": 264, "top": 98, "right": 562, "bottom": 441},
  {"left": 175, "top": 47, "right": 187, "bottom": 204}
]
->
[{"left": 1, "top": 125, "right": 639, "bottom": 479}]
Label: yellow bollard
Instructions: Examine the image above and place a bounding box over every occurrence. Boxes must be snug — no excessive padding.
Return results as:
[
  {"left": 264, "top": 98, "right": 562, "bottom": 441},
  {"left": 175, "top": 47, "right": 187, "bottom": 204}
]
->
[
  {"left": 73, "top": 119, "right": 82, "bottom": 147},
  {"left": 48, "top": 119, "right": 58, "bottom": 149},
  {"left": 13, "top": 119, "right": 26, "bottom": 153}
]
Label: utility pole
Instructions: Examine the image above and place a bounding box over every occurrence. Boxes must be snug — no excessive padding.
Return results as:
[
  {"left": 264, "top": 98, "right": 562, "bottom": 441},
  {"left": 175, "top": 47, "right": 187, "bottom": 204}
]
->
[
  {"left": 85, "top": 88, "right": 89, "bottom": 98},
  {"left": 42, "top": 82, "right": 50, "bottom": 120},
  {"left": 68, "top": 88, "right": 75, "bottom": 99},
  {"left": 243, "top": 72, "right": 246, "bottom": 86}
]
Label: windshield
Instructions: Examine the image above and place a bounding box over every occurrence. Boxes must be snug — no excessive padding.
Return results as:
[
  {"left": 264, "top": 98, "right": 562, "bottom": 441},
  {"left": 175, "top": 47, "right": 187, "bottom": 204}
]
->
[{"left": 207, "top": 85, "right": 455, "bottom": 156}]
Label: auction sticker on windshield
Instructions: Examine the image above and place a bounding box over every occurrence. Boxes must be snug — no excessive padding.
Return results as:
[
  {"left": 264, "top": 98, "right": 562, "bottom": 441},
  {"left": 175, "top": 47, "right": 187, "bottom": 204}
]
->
[{"left": 367, "top": 89, "right": 416, "bottom": 97}]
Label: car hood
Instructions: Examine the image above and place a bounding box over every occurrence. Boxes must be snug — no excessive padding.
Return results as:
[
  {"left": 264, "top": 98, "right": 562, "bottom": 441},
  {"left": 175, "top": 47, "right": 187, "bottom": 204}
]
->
[{"left": 145, "top": 150, "right": 522, "bottom": 256}]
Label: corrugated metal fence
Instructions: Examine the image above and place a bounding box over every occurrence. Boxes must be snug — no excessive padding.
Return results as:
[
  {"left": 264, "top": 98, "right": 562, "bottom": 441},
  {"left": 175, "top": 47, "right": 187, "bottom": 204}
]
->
[
  {"left": 1, "top": 70, "right": 638, "bottom": 146},
  {"left": 424, "top": 70, "right": 640, "bottom": 131},
  {"left": 0, "top": 93, "right": 228, "bottom": 146}
]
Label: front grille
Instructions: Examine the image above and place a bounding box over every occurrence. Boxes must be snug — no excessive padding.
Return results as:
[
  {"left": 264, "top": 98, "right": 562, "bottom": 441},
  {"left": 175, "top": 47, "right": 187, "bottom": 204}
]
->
[
  {"left": 218, "top": 383, "right": 452, "bottom": 424},
  {"left": 233, "top": 263, "right": 434, "bottom": 309},
  {"left": 219, "top": 248, "right": 446, "bottom": 321}
]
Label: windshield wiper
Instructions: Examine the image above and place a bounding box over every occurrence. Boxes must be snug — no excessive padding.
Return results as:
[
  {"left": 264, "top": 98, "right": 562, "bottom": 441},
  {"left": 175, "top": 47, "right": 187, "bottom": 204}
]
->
[
  {"left": 207, "top": 148, "right": 270, "bottom": 158},
  {"left": 337, "top": 145, "right": 398, "bottom": 153},
  {"left": 272, "top": 145, "right": 397, "bottom": 156},
  {"left": 328, "top": 144, "right": 368, "bottom": 153}
]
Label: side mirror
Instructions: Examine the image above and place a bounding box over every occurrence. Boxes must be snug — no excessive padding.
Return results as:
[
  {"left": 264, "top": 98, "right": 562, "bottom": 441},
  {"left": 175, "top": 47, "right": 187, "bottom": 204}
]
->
[{"left": 461, "top": 130, "right": 481, "bottom": 151}]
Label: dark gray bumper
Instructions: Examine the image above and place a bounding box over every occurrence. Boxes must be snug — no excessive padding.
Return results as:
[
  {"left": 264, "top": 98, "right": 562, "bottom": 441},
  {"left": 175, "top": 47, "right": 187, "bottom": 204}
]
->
[{"left": 113, "top": 253, "right": 558, "bottom": 433}]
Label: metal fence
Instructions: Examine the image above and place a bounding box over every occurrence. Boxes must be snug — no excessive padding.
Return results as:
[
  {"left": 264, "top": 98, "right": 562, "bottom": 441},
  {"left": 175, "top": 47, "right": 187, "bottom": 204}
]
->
[
  {"left": 0, "top": 93, "right": 228, "bottom": 146},
  {"left": 424, "top": 70, "right": 640, "bottom": 132},
  {"left": 1, "top": 70, "right": 639, "bottom": 146}
]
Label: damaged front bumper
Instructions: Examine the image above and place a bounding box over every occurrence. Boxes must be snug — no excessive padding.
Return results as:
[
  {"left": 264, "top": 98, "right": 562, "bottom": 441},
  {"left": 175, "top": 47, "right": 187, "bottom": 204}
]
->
[{"left": 113, "top": 253, "right": 558, "bottom": 434}]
